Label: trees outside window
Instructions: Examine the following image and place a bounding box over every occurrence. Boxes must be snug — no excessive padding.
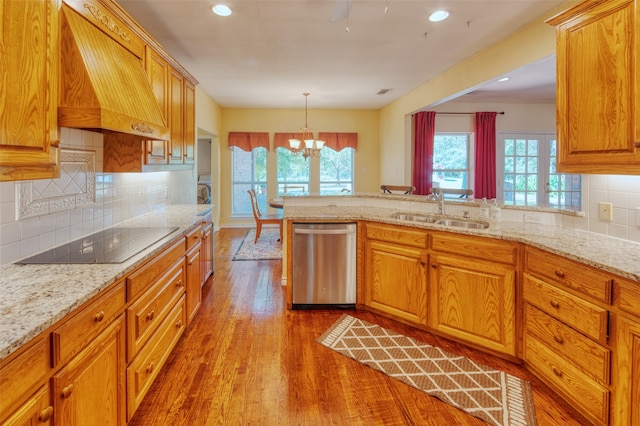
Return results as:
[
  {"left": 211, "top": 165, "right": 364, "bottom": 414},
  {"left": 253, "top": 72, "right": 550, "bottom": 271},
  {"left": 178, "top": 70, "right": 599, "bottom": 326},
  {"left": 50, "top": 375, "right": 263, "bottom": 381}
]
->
[
  {"left": 320, "top": 148, "right": 353, "bottom": 194},
  {"left": 499, "top": 134, "right": 581, "bottom": 209},
  {"left": 231, "top": 146, "right": 267, "bottom": 216},
  {"left": 276, "top": 147, "right": 310, "bottom": 195},
  {"left": 433, "top": 133, "right": 471, "bottom": 197}
]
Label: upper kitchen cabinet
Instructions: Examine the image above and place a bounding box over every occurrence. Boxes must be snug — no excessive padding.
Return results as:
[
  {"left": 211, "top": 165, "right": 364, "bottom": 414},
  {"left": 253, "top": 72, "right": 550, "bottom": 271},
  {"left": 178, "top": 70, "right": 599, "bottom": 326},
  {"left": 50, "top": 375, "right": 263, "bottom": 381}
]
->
[
  {"left": 548, "top": 0, "right": 640, "bottom": 174},
  {"left": 0, "top": 0, "right": 61, "bottom": 182}
]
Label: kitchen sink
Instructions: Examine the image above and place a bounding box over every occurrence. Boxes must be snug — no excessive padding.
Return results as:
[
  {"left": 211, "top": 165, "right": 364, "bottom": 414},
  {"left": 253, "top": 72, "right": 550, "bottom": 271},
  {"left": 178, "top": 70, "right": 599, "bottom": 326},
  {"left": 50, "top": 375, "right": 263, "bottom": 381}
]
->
[
  {"left": 390, "top": 212, "right": 439, "bottom": 223},
  {"left": 390, "top": 212, "right": 489, "bottom": 229},
  {"left": 434, "top": 218, "right": 490, "bottom": 229}
]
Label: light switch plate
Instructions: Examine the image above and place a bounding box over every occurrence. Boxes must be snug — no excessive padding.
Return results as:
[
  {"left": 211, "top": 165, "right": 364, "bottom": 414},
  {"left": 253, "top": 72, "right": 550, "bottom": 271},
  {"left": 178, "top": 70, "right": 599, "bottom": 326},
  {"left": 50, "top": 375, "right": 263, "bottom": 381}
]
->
[{"left": 598, "top": 202, "right": 613, "bottom": 221}]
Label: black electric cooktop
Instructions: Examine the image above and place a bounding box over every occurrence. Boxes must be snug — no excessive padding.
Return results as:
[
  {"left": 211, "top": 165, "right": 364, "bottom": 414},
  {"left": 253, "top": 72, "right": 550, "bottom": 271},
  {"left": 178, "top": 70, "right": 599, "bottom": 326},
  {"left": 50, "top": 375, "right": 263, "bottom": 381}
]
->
[{"left": 16, "top": 227, "right": 178, "bottom": 264}]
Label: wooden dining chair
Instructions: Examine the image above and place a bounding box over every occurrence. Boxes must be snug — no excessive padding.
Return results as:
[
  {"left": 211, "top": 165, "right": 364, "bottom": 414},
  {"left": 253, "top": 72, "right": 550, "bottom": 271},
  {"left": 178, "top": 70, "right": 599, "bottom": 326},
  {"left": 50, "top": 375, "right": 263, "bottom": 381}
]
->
[
  {"left": 380, "top": 185, "right": 416, "bottom": 195},
  {"left": 247, "top": 189, "right": 283, "bottom": 243}
]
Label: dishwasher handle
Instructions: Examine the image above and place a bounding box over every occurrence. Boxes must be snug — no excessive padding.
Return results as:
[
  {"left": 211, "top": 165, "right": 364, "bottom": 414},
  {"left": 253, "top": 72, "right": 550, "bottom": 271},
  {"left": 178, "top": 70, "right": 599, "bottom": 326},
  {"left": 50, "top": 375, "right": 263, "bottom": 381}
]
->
[{"left": 294, "top": 227, "right": 355, "bottom": 235}]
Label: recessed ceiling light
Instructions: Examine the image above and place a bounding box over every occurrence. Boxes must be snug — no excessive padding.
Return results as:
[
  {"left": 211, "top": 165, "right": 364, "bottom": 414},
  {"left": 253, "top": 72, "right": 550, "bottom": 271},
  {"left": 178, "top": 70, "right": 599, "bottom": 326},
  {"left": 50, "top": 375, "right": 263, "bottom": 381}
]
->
[
  {"left": 429, "top": 10, "right": 450, "bottom": 22},
  {"left": 212, "top": 4, "right": 232, "bottom": 17},
  {"left": 498, "top": 77, "right": 510, "bottom": 82}
]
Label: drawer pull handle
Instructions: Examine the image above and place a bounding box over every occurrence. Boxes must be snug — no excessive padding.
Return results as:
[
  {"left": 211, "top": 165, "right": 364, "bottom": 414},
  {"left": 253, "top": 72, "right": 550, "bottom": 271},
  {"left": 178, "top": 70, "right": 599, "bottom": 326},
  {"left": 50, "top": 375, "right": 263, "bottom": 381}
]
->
[
  {"left": 146, "top": 363, "right": 154, "bottom": 374},
  {"left": 38, "top": 406, "right": 54, "bottom": 422},
  {"left": 552, "top": 367, "right": 563, "bottom": 378},
  {"left": 176, "top": 320, "right": 183, "bottom": 328},
  {"left": 93, "top": 311, "right": 105, "bottom": 322},
  {"left": 431, "top": 264, "right": 438, "bottom": 269},
  {"left": 61, "top": 384, "right": 74, "bottom": 399},
  {"left": 550, "top": 300, "right": 560, "bottom": 309},
  {"left": 176, "top": 280, "right": 183, "bottom": 287},
  {"left": 554, "top": 270, "right": 565, "bottom": 279},
  {"left": 147, "top": 310, "right": 155, "bottom": 321},
  {"left": 553, "top": 335, "right": 564, "bottom": 344}
]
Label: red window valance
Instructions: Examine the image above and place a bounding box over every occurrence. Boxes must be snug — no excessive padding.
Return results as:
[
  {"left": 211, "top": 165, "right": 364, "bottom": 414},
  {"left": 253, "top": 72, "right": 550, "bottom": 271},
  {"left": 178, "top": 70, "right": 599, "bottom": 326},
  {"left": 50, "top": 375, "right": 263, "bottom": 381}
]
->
[
  {"left": 228, "top": 132, "right": 270, "bottom": 151},
  {"left": 317, "top": 132, "right": 358, "bottom": 151},
  {"left": 274, "top": 132, "right": 307, "bottom": 151}
]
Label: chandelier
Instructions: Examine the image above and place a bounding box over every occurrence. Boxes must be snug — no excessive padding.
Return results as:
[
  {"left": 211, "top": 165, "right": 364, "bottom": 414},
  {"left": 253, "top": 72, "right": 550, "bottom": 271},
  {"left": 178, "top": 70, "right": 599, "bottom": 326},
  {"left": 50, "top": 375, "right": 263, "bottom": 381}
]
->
[{"left": 289, "top": 93, "right": 324, "bottom": 159}]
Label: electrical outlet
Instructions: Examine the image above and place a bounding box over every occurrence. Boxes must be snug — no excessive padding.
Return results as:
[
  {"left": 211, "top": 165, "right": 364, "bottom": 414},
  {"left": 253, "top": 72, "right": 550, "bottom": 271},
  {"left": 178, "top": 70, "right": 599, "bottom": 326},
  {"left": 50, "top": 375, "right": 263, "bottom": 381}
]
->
[{"left": 598, "top": 202, "right": 613, "bottom": 221}]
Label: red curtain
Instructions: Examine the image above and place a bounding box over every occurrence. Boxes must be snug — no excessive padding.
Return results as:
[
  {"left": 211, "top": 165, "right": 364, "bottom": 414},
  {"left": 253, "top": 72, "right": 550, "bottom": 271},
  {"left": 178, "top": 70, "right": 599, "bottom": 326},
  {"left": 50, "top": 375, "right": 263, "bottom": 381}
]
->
[
  {"left": 317, "top": 132, "right": 358, "bottom": 151},
  {"left": 412, "top": 111, "right": 436, "bottom": 195},
  {"left": 474, "top": 112, "right": 497, "bottom": 199},
  {"left": 228, "top": 132, "right": 269, "bottom": 151}
]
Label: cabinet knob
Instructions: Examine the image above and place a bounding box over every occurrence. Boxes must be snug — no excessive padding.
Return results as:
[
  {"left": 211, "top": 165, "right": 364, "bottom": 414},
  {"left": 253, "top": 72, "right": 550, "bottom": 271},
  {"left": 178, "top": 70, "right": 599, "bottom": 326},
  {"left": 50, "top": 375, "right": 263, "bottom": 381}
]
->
[
  {"left": 550, "top": 300, "right": 560, "bottom": 309},
  {"left": 146, "top": 310, "right": 155, "bottom": 321},
  {"left": 176, "top": 279, "right": 183, "bottom": 288},
  {"left": 61, "top": 384, "right": 74, "bottom": 399},
  {"left": 552, "top": 367, "right": 563, "bottom": 378},
  {"left": 38, "top": 406, "right": 54, "bottom": 422},
  {"left": 93, "top": 311, "right": 105, "bottom": 322},
  {"left": 50, "top": 140, "right": 61, "bottom": 148},
  {"left": 430, "top": 264, "right": 438, "bottom": 269},
  {"left": 176, "top": 320, "right": 183, "bottom": 328},
  {"left": 553, "top": 335, "right": 564, "bottom": 344},
  {"left": 554, "top": 270, "right": 565, "bottom": 279},
  {"left": 146, "top": 363, "right": 154, "bottom": 374},
  {"left": 634, "top": 141, "right": 640, "bottom": 148}
]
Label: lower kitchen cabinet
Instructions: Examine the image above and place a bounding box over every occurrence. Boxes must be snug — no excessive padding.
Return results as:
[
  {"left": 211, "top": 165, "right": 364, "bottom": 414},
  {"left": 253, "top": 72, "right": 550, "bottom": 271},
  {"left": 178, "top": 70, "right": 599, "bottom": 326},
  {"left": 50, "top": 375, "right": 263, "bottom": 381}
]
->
[
  {"left": 52, "top": 316, "right": 126, "bottom": 426},
  {"left": 428, "top": 253, "right": 516, "bottom": 356},
  {"left": 363, "top": 223, "right": 428, "bottom": 324},
  {"left": 201, "top": 222, "right": 214, "bottom": 283},
  {"left": 613, "top": 316, "right": 640, "bottom": 425},
  {"left": 1, "top": 384, "right": 52, "bottom": 426}
]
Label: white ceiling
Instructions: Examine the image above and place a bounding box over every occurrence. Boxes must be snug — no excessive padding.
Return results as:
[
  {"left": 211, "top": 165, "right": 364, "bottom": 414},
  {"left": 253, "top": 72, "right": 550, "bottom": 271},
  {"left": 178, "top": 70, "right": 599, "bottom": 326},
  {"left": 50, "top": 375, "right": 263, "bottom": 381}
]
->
[{"left": 117, "top": 0, "right": 566, "bottom": 109}]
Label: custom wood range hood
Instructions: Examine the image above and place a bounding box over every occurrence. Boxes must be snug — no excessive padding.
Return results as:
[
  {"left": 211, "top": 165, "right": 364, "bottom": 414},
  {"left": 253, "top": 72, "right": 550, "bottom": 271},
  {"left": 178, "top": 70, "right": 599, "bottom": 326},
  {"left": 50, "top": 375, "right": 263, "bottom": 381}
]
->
[{"left": 58, "top": 1, "right": 169, "bottom": 141}]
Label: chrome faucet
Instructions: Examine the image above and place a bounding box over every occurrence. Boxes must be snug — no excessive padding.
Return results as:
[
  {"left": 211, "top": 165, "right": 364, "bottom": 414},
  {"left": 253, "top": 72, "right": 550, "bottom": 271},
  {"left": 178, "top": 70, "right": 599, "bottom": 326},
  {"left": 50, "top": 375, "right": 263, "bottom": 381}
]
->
[{"left": 429, "top": 188, "right": 445, "bottom": 215}]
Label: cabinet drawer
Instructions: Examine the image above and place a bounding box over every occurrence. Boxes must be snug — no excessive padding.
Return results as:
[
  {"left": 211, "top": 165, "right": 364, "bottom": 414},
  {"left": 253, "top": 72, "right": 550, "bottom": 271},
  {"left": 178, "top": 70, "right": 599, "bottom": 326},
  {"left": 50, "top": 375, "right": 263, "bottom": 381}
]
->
[
  {"left": 0, "top": 336, "right": 50, "bottom": 419},
  {"left": 523, "top": 274, "right": 609, "bottom": 342},
  {"left": 431, "top": 232, "right": 518, "bottom": 265},
  {"left": 185, "top": 224, "right": 202, "bottom": 251},
  {"left": 127, "top": 237, "right": 185, "bottom": 300},
  {"left": 523, "top": 332, "right": 609, "bottom": 425},
  {"left": 365, "top": 223, "right": 427, "bottom": 248},
  {"left": 126, "top": 258, "right": 185, "bottom": 362},
  {"left": 524, "top": 304, "right": 610, "bottom": 385},
  {"left": 126, "top": 296, "right": 186, "bottom": 420},
  {"left": 615, "top": 276, "right": 640, "bottom": 321},
  {"left": 525, "top": 246, "right": 612, "bottom": 303},
  {"left": 52, "top": 281, "right": 125, "bottom": 367}
]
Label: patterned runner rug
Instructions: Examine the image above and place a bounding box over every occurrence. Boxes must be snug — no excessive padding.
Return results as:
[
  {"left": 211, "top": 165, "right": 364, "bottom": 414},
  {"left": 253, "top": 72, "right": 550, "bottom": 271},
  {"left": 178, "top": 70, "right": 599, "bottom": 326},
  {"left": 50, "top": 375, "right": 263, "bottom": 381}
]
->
[
  {"left": 318, "top": 314, "right": 537, "bottom": 426},
  {"left": 232, "top": 228, "right": 282, "bottom": 261}
]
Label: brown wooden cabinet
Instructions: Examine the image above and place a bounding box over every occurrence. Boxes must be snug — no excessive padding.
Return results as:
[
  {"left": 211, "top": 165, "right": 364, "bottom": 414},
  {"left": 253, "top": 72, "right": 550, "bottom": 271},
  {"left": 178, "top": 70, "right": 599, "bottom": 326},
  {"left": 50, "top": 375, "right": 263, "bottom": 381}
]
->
[
  {"left": 363, "top": 223, "right": 428, "bottom": 325},
  {"left": 52, "top": 316, "right": 126, "bottom": 426},
  {"left": 548, "top": 0, "right": 640, "bottom": 174},
  {"left": 183, "top": 79, "right": 196, "bottom": 165},
  {"left": 428, "top": 233, "right": 517, "bottom": 356},
  {"left": 186, "top": 241, "right": 202, "bottom": 324},
  {"left": 0, "top": 384, "right": 52, "bottom": 426},
  {"left": 523, "top": 246, "right": 612, "bottom": 425},
  {"left": 0, "top": 0, "right": 60, "bottom": 181}
]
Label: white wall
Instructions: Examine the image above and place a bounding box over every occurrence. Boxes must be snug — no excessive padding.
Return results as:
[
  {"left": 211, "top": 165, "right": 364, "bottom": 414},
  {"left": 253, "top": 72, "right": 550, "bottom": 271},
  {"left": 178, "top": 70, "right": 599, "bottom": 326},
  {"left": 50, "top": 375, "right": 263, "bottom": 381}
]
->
[{"left": 0, "top": 128, "right": 195, "bottom": 266}]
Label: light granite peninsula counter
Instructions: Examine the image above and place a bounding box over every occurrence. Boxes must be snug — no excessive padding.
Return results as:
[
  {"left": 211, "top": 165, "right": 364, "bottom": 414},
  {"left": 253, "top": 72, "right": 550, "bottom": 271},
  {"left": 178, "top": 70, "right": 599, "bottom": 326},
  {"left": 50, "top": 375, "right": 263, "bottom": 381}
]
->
[
  {"left": 0, "top": 205, "right": 213, "bottom": 360},
  {"left": 282, "top": 193, "right": 640, "bottom": 282}
]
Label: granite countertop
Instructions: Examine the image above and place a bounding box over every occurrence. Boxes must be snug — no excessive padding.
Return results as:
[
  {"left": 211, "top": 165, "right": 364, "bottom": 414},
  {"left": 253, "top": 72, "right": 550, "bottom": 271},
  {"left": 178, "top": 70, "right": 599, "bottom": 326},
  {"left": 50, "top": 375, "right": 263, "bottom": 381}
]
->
[
  {"left": 284, "top": 205, "right": 640, "bottom": 283},
  {"left": 0, "top": 205, "right": 212, "bottom": 361}
]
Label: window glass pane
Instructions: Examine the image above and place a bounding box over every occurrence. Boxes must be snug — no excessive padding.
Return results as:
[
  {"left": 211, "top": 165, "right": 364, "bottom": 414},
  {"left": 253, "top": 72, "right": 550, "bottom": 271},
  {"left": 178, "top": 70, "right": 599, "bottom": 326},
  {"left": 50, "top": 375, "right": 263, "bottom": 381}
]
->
[
  {"left": 320, "top": 148, "right": 354, "bottom": 194},
  {"left": 432, "top": 133, "right": 470, "bottom": 196},
  {"left": 515, "top": 140, "right": 526, "bottom": 156},
  {"left": 548, "top": 138, "right": 581, "bottom": 209},
  {"left": 231, "top": 147, "right": 267, "bottom": 216},
  {"left": 277, "top": 147, "right": 309, "bottom": 195}
]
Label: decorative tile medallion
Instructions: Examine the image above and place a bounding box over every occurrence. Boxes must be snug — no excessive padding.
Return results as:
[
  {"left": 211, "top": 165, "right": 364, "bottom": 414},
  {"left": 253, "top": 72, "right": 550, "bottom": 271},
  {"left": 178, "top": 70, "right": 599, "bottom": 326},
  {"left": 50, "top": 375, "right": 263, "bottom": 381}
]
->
[{"left": 17, "top": 149, "right": 96, "bottom": 219}]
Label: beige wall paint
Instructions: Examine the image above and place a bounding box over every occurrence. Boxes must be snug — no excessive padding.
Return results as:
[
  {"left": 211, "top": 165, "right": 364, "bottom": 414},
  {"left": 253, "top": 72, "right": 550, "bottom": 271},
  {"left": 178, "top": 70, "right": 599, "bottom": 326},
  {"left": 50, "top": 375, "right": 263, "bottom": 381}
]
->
[
  {"left": 218, "top": 108, "right": 380, "bottom": 226},
  {"left": 378, "top": 2, "right": 576, "bottom": 186}
]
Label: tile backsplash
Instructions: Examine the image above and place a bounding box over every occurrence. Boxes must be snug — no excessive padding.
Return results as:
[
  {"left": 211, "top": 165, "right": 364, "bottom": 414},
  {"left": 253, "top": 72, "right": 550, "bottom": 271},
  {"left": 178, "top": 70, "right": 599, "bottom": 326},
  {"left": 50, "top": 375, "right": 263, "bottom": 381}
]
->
[{"left": 0, "top": 128, "right": 195, "bottom": 265}]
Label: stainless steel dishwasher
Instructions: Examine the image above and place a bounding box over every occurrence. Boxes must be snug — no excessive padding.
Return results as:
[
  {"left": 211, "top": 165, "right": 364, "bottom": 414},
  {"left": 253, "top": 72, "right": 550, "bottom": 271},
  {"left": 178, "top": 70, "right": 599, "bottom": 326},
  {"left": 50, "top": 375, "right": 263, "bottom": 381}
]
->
[{"left": 291, "top": 222, "right": 356, "bottom": 309}]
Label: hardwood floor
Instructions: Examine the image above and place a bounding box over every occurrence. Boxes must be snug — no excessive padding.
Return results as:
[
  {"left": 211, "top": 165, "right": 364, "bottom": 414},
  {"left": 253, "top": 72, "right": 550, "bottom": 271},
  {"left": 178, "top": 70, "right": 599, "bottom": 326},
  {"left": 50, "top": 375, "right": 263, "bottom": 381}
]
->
[{"left": 129, "top": 228, "right": 587, "bottom": 426}]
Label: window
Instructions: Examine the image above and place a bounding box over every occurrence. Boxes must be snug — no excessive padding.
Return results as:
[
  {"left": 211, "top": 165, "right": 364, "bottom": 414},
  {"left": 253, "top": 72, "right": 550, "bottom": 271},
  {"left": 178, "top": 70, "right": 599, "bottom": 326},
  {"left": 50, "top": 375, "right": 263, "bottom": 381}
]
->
[
  {"left": 276, "top": 147, "right": 309, "bottom": 195},
  {"left": 231, "top": 146, "right": 267, "bottom": 216},
  {"left": 320, "top": 148, "right": 354, "bottom": 194},
  {"left": 433, "top": 133, "right": 471, "bottom": 198},
  {"left": 500, "top": 134, "right": 581, "bottom": 209}
]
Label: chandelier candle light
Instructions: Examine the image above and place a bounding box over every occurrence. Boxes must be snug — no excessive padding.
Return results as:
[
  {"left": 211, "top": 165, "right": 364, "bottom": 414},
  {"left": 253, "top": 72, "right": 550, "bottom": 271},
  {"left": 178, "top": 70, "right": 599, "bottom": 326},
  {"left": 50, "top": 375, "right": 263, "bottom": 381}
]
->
[{"left": 289, "top": 93, "right": 324, "bottom": 159}]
